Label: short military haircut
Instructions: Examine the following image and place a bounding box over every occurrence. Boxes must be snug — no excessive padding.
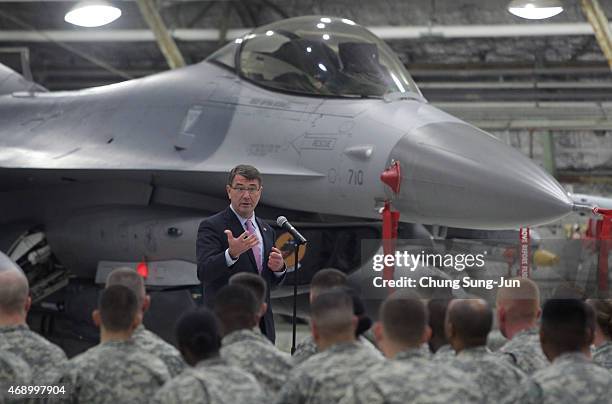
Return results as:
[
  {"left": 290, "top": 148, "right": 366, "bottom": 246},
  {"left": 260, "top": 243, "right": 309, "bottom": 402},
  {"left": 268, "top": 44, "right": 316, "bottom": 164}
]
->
[
  {"left": 496, "top": 277, "right": 540, "bottom": 323},
  {"left": 381, "top": 291, "right": 427, "bottom": 346},
  {"left": 0, "top": 267, "right": 28, "bottom": 315},
  {"left": 227, "top": 164, "right": 262, "bottom": 186},
  {"left": 213, "top": 284, "right": 259, "bottom": 334},
  {"left": 229, "top": 272, "right": 267, "bottom": 306},
  {"left": 105, "top": 267, "right": 146, "bottom": 308},
  {"left": 310, "top": 288, "right": 354, "bottom": 338},
  {"left": 447, "top": 299, "right": 492, "bottom": 347},
  {"left": 98, "top": 285, "right": 139, "bottom": 332},
  {"left": 587, "top": 299, "right": 612, "bottom": 339},
  {"left": 175, "top": 308, "right": 221, "bottom": 363},
  {"left": 310, "top": 268, "right": 348, "bottom": 296},
  {"left": 541, "top": 299, "right": 595, "bottom": 352}
]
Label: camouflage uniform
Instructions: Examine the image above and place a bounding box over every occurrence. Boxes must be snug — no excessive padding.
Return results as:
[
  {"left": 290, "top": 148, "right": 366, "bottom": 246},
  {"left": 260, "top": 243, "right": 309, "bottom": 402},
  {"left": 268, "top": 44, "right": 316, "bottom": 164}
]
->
[
  {"left": 221, "top": 329, "right": 292, "bottom": 395},
  {"left": 276, "top": 341, "right": 383, "bottom": 404},
  {"left": 432, "top": 344, "right": 455, "bottom": 362},
  {"left": 152, "top": 356, "right": 265, "bottom": 404},
  {"left": 592, "top": 341, "right": 612, "bottom": 370},
  {"left": 498, "top": 327, "right": 548, "bottom": 375},
  {"left": 340, "top": 347, "right": 484, "bottom": 404},
  {"left": 0, "top": 324, "right": 67, "bottom": 384},
  {"left": 292, "top": 334, "right": 382, "bottom": 365},
  {"left": 0, "top": 350, "right": 32, "bottom": 386},
  {"left": 291, "top": 335, "right": 318, "bottom": 364},
  {"left": 449, "top": 346, "right": 526, "bottom": 402},
  {"left": 58, "top": 339, "right": 170, "bottom": 404},
  {"left": 502, "top": 352, "right": 612, "bottom": 404},
  {"left": 132, "top": 324, "right": 186, "bottom": 377}
]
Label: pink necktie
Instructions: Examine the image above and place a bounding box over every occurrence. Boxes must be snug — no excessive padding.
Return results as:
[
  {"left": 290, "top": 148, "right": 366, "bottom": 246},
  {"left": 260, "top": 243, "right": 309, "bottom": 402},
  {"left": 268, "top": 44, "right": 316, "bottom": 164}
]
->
[{"left": 246, "top": 219, "right": 262, "bottom": 273}]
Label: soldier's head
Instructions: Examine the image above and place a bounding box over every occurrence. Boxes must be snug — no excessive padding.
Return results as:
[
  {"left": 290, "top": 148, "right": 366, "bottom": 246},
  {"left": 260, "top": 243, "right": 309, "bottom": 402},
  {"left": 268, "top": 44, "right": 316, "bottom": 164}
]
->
[
  {"left": 445, "top": 298, "right": 492, "bottom": 352},
  {"left": 540, "top": 299, "right": 595, "bottom": 361},
  {"left": 105, "top": 267, "right": 150, "bottom": 313},
  {"left": 496, "top": 277, "right": 540, "bottom": 339},
  {"left": 310, "top": 288, "right": 357, "bottom": 350},
  {"left": 374, "top": 291, "right": 429, "bottom": 359},
  {"left": 427, "top": 288, "right": 454, "bottom": 353},
  {"left": 175, "top": 308, "right": 221, "bottom": 366},
  {"left": 586, "top": 299, "right": 612, "bottom": 343},
  {"left": 213, "top": 284, "right": 260, "bottom": 336},
  {"left": 93, "top": 285, "right": 141, "bottom": 340},
  {"left": 0, "top": 255, "right": 30, "bottom": 324},
  {"left": 310, "top": 268, "right": 348, "bottom": 303},
  {"left": 226, "top": 164, "right": 262, "bottom": 219},
  {"left": 230, "top": 272, "right": 267, "bottom": 319}
]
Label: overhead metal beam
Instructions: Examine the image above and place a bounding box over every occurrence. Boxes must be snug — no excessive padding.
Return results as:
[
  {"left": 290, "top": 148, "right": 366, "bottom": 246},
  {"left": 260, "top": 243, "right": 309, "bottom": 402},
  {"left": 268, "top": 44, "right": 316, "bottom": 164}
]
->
[
  {"left": 136, "top": 0, "right": 185, "bottom": 69},
  {"left": 581, "top": 0, "right": 612, "bottom": 70},
  {"left": 2, "top": 22, "right": 612, "bottom": 42}
]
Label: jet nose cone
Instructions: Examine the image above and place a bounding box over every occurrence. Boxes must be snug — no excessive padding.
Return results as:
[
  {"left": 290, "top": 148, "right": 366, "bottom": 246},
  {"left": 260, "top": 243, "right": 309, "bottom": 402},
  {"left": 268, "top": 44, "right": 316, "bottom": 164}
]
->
[{"left": 388, "top": 122, "right": 572, "bottom": 229}]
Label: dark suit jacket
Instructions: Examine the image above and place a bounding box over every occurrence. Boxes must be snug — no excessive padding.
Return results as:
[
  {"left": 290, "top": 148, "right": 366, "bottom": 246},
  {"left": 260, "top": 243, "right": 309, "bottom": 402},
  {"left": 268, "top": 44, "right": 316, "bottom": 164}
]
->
[{"left": 196, "top": 206, "right": 284, "bottom": 343}]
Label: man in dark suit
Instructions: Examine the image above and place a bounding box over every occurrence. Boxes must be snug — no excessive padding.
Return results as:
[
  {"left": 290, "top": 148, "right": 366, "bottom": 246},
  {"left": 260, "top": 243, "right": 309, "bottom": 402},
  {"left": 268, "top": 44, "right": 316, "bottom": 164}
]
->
[{"left": 196, "top": 164, "right": 285, "bottom": 343}]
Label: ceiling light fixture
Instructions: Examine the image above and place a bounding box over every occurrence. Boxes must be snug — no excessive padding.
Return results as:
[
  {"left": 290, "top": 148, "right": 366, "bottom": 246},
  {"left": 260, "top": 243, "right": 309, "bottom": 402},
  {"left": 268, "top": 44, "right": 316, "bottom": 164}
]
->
[
  {"left": 65, "top": 1, "right": 122, "bottom": 27},
  {"left": 507, "top": 0, "right": 564, "bottom": 20}
]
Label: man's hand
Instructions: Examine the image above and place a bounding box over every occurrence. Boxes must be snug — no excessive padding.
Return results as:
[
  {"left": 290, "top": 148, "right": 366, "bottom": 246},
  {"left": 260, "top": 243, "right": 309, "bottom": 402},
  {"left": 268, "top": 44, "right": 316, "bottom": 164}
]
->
[
  {"left": 225, "top": 230, "right": 259, "bottom": 259},
  {"left": 267, "top": 247, "right": 285, "bottom": 272}
]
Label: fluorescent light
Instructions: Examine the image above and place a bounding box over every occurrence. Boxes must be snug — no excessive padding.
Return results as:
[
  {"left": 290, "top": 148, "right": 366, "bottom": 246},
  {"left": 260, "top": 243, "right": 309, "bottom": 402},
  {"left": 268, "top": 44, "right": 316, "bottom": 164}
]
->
[
  {"left": 507, "top": 0, "right": 563, "bottom": 20},
  {"left": 65, "top": 2, "right": 121, "bottom": 27}
]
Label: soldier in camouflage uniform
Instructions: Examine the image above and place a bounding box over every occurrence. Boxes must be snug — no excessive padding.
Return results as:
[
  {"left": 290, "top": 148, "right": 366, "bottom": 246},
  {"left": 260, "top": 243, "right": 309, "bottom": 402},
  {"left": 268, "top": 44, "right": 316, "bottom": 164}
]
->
[
  {"left": 152, "top": 308, "right": 265, "bottom": 404},
  {"left": 340, "top": 292, "right": 483, "bottom": 404},
  {"left": 220, "top": 276, "right": 292, "bottom": 395},
  {"left": 0, "top": 264, "right": 67, "bottom": 384},
  {"left": 503, "top": 299, "right": 612, "bottom": 404},
  {"left": 446, "top": 299, "right": 526, "bottom": 402},
  {"left": 276, "top": 288, "right": 383, "bottom": 404},
  {"left": 105, "top": 267, "right": 186, "bottom": 376},
  {"left": 58, "top": 285, "right": 170, "bottom": 404},
  {"left": 292, "top": 269, "right": 381, "bottom": 364},
  {"left": 292, "top": 269, "right": 348, "bottom": 363},
  {"left": 587, "top": 299, "right": 612, "bottom": 370},
  {"left": 496, "top": 277, "right": 548, "bottom": 374}
]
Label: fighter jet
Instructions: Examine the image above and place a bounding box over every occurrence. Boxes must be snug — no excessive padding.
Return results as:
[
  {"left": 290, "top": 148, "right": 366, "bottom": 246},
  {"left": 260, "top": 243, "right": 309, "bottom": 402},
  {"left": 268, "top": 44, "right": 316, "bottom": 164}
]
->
[{"left": 0, "top": 16, "right": 578, "bottom": 348}]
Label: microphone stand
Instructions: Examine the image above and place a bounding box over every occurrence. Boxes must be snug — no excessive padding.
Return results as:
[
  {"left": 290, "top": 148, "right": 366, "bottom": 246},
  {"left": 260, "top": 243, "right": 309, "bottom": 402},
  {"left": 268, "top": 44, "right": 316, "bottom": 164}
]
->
[{"left": 291, "top": 237, "right": 306, "bottom": 355}]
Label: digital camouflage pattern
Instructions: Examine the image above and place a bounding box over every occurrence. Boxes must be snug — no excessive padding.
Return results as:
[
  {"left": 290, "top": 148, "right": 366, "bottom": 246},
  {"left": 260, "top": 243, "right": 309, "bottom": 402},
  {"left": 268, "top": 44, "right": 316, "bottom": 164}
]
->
[
  {"left": 58, "top": 340, "right": 170, "bottom": 404},
  {"left": 276, "top": 341, "right": 383, "bottom": 404},
  {"left": 502, "top": 352, "right": 612, "bottom": 404},
  {"left": 449, "top": 346, "right": 526, "bottom": 402},
  {"left": 292, "top": 334, "right": 382, "bottom": 365},
  {"left": 340, "top": 348, "right": 483, "bottom": 404},
  {"left": 432, "top": 344, "right": 455, "bottom": 362},
  {"left": 592, "top": 341, "right": 612, "bottom": 371},
  {"left": 221, "top": 329, "right": 292, "bottom": 395},
  {"left": 152, "top": 357, "right": 265, "bottom": 404},
  {"left": 291, "top": 334, "right": 318, "bottom": 365},
  {"left": 0, "top": 324, "right": 66, "bottom": 384},
  {"left": 498, "top": 327, "right": 548, "bottom": 375},
  {"left": 132, "top": 325, "right": 186, "bottom": 377},
  {"left": 0, "top": 350, "right": 31, "bottom": 385}
]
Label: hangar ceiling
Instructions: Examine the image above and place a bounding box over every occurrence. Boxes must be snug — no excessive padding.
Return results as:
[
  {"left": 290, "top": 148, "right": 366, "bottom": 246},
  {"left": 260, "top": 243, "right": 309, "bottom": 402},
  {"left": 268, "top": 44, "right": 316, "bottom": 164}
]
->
[{"left": 1, "top": 0, "right": 612, "bottom": 189}]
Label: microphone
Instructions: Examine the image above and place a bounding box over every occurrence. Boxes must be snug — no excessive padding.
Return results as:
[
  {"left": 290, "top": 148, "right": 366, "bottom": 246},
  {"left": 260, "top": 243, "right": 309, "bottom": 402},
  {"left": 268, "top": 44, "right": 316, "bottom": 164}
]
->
[{"left": 276, "top": 216, "right": 307, "bottom": 244}]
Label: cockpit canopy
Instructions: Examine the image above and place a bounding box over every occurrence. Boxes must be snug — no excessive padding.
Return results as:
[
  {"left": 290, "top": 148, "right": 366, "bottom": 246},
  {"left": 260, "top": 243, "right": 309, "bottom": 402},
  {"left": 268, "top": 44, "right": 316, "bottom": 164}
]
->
[{"left": 207, "top": 16, "right": 420, "bottom": 98}]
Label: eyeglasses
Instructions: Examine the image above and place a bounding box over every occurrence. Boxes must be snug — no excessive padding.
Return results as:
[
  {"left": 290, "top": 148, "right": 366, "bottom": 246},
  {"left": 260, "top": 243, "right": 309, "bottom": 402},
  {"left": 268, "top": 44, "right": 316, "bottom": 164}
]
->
[{"left": 230, "top": 185, "right": 261, "bottom": 194}]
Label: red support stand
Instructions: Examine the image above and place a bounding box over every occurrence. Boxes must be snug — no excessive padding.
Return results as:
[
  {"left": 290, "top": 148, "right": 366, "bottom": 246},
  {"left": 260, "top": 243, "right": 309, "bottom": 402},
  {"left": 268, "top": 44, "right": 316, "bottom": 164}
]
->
[{"left": 381, "top": 201, "right": 400, "bottom": 294}]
